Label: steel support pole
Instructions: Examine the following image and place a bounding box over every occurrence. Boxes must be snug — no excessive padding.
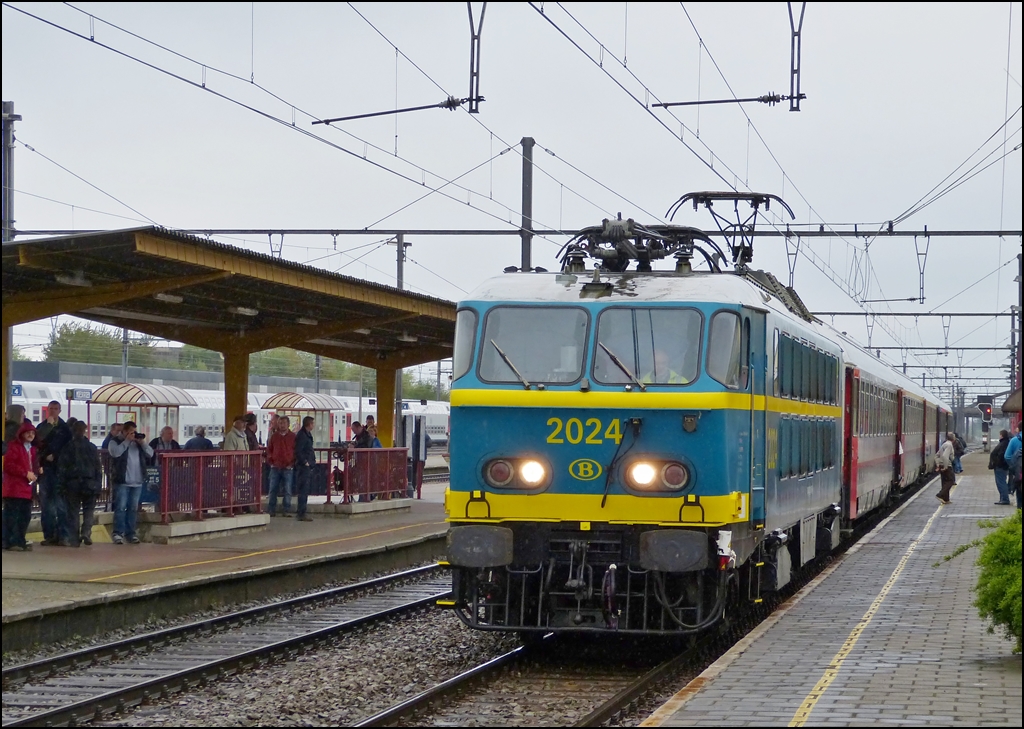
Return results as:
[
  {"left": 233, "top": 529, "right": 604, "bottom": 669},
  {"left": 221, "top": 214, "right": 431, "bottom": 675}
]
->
[
  {"left": 3, "top": 101, "right": 21, "bottom": 417},
  {"left": 520, "top": 137, "right": 535, "bottom": 272},
  {"left": 394, "top": 233, "right": 407, "bottom": 441}
]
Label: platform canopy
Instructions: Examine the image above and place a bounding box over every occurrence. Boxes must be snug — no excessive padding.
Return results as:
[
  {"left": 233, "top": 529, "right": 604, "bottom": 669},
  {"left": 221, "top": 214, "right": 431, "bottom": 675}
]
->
[
  {"left": 262, "top": 391, "right": 344, "bottom": 411},
  {"left": 89, "top": 382, "right": 198, "bottom": 407},
  {"left": 2, "top": 226, "right": 457, "bottom": 445}
]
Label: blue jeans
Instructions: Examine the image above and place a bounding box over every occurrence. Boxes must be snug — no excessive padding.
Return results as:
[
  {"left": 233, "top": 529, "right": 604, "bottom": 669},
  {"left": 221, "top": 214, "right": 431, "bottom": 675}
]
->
[
  {"left": 953, "top": 455, "right": 962, "bottom": 473},
  {"left": 994, "top": 468, "right": 1010, "bottom": 503},
  {"left": 39, "top": 469, "right": 68, "bottom": 543},
  {"left": 114, "top": 484, "right": 143, "bottom": 539},
  {"left": 268, "top": 468, "right": 294, "bottom": 515}
]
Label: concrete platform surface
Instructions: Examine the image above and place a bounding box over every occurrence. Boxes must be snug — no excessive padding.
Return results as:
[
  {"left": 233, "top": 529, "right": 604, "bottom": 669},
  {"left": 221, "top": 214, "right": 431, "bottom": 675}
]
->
[
  {"left": 643, "top": 452, "right": 1022, "bottom": 727},
  {"left": 2, "top": 483, "right": 449, "bottom": 621}
]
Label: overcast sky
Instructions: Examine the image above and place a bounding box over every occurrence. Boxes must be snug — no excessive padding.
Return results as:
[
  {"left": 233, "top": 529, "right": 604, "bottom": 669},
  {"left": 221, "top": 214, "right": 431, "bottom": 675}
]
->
[{"left": 3, "top": 2, "right": 1021, "bottom": 396}]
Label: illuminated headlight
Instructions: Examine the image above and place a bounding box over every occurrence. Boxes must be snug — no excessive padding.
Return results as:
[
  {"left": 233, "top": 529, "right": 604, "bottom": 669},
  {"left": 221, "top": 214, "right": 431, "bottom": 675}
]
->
[
  {"left": 519, "top": 460, "right": 547, "bottom": 486},
  {"left": 628, "top": 462, "right": 658, "bottom": 488},
  {"left": 627, "top": 460, "right": 690, "bottom": 491}
]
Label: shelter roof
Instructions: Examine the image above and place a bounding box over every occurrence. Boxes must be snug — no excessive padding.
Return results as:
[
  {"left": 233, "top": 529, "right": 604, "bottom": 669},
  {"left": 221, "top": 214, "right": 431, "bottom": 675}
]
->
[
  {"left": 262, "top": 391, "right": 344, "bottom": 411},
  {"left": 89, "top": 382, "right": 198, "bottom": 407},
  {"left": 2, "top": 227, "right": 456, "bottom": 369}
]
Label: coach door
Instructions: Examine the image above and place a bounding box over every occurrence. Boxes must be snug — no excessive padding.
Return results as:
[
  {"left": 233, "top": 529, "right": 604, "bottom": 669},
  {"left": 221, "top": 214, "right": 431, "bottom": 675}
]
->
[{"left": 745, "top": 309, "right": 768, "bottom": 527}]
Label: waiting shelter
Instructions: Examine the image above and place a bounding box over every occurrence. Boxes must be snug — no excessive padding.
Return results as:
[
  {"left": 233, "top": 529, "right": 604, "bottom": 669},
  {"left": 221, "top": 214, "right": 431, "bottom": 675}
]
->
[
  {"left": 87, "top": 381, "right": 198, "bottom": 443},
  {"left": 262, "top": 391, "right": 344, "bottom": 448}
]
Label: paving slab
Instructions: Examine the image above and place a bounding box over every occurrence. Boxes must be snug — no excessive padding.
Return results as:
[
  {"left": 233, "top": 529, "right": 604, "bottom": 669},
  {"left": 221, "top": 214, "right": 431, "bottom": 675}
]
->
[{"left": 643, "top": 452, "right": 1022, "bottom": 727}]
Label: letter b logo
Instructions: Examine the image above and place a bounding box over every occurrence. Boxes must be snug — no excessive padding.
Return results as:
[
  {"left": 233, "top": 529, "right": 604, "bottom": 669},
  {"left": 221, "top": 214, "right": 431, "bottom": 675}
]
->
[{"left": 569, "top": 459, "right": 603, "bottom": 481}]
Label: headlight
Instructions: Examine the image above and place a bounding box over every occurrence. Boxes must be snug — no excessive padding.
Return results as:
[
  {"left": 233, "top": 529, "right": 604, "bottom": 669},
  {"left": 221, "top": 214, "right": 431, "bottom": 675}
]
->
[
  {"left": 628, "top": 462, "right": 657, "bottom": 488},
  {"left": 627, "top": 460, "right": 689, "bottom": 491},
  {"left": 519, "top": 460, "right": 546, "bottom": 485},
  {"left": 484, "top": 459, "right": 514, "bottom": 487}
]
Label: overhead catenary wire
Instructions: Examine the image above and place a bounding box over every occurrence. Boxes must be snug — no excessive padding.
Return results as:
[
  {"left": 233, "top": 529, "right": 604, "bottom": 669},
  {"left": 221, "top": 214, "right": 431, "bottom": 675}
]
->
[{"left": 4, "top": 3, "right": 566, "bottom": 253}]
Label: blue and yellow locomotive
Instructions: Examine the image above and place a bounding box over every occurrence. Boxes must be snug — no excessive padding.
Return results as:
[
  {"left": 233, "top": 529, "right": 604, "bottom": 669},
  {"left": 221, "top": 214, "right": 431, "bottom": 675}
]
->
[{"left": 444, "top": 202, "right": 848, "bottom": 635}]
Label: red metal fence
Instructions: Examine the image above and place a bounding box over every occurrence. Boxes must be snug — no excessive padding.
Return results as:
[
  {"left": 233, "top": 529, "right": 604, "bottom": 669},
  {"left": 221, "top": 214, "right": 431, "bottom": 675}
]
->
[
  {"left": 340, "top": 448, "right": 409, "bottom": 503},
  {"left": 157, "top": 450, "right": 262, "bottom": 524}
]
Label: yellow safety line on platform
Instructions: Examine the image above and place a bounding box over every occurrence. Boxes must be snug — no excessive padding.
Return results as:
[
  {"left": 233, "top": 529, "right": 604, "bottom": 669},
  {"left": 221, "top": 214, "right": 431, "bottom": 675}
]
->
[
  {"left": 639, "top": 472, "right": 942, "bottom": 727},
  {"left": 787, "top": 486, "right": 950, "bottom": 727},
  {"left": 84, "top": 520, "right": 443, "bottom": 583}
]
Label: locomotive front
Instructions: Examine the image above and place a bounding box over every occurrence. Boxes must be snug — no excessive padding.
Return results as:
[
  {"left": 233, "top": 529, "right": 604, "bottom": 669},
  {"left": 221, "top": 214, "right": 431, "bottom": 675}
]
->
[{"left": 445, "top": 265, "right": 768, "bottom": 635}]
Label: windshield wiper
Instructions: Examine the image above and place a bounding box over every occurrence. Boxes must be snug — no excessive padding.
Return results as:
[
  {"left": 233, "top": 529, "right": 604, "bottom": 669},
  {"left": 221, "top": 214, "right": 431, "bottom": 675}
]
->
[
  {"left": 491, "top": 339, "right": 532, "bottom": 390},
  {"left": 598, "top": 342, "right": 646, "bottom": 391}
]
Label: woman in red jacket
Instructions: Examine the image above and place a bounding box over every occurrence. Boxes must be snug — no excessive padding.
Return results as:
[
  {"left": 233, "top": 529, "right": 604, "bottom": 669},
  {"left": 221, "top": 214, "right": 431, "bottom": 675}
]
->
[{"left": 3, "top": 421, "right": 39, "bottom": 551}]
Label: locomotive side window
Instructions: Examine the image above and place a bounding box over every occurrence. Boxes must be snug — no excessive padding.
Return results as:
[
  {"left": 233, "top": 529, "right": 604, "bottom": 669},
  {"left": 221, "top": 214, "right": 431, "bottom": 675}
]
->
[
  {"left": 707, "top": 311, "right": 744, "bottom": 389},
  {"left": 593, "top": 307, "right": 701, "bottom": 386},
  {"left": 479, "top": 306, "right": 589, "bottom": 385},
  {"left": 453, "top": 309, "right": 478, "bottom": 382}
]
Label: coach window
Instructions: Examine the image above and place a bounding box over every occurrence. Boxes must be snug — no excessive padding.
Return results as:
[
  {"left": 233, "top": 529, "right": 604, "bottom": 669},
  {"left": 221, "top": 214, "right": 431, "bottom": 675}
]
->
[
  {"left": 791, "top": 338, "right": 802, "bottom": 400},
  {"left": 780, "top": 334, "right": 792, "bottom": 398},
  {"left": 453, "top": 309, "right": 478, "bottom": 381},
  {"left": 707, "top": 311, "right": 746, "bottom": 389},
  {"left": 773, "top": 329, "right": 781, "bottom": 396},
  {"left": 791, "top": 418, "right": 801, "bottom": 478},
  {"left": 479, "top": 306, "right": 589, "bottom": 385},
  {"left": 594, "top": 307, "right": 702, "bottom": 386}
]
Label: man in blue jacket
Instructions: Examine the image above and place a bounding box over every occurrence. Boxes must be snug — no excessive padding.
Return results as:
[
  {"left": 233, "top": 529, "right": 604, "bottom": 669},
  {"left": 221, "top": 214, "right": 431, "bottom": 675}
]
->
[
  {"left": 1004, "top": 425, "right": 1022, "bottom": 509},
  {"left": 294, "top": 417, "right": 317, "bottom": 522}
]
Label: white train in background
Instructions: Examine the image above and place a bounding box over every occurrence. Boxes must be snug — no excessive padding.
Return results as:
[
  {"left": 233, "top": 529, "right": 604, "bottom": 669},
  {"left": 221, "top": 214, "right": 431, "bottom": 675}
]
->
[{"left": 11, "top": 381, "right": 450, "bottom": 448}]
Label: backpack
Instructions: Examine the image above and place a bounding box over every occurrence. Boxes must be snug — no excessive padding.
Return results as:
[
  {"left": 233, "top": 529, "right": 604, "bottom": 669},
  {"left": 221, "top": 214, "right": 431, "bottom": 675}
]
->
[{"left": 953, "top": 438, "right": 965, "bottom": 458}]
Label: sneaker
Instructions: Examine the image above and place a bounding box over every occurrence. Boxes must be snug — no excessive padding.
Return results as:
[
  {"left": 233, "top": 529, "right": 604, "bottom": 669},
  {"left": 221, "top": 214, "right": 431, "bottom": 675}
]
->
[
  {"left": 39, "top": 538, "right": 60, "bottom": 546},
  {"left": 995, "top": 501, "right": 1011, "bottom": 505},
  {"left": 20, "top": 543, "right": 32, "bottom": 552},
  {"left": 57, "top": 539, "right": 74, "bottom": 547},
  {"left": 282, "top": 513, "right": 293, "bottom": 518},
  {"left": 113, "top": 534, "right": 125, "bottom": 545},
  {"left": 269, "top": 513, "right": 277, "bottom": 518},
  {"left": 298, "top": 516, "right": 313, "bottom": 522},
  {"left": 82, "top": 536, "right": 93, "bottom": 546},
  {"left": 129, "top": 536, "right": 141, "bottom": 545}
]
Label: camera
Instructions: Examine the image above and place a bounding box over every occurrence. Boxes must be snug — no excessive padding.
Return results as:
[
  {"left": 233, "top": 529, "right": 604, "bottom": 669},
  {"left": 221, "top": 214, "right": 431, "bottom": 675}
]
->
[{"left": 135, "top": 432, "right": 147, "bottom": 441}]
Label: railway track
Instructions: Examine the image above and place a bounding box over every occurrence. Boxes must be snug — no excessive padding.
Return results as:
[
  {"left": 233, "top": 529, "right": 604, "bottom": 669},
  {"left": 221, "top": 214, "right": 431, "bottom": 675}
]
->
[
  {"left": 1, "top": 565, "right": 450, "bottom": 728},
  {"left": 353, "top": 634, "right": 712, "bottom": 728}
]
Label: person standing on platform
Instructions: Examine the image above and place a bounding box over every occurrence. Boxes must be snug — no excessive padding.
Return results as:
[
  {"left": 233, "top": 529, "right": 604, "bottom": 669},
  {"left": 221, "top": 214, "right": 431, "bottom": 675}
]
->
[
  {"left": 108, "top": 421, "right": 154, "bottom": 545},
  {"left": 58, "top": 421, "right": 102, "bottom": 547},
  {"left": 936, "top": 432, "right": 957, "bottom": 505},
  {"left": 294, "top": 416, "right": 317, "bottom": 522},
  {"left": 3, "top": 422, "right": 39, "bottom": 551},
  {"left": 223, "top": 417, "right": 249, "bottom": 451},
  {"left": 35, "top": 400, "right": 72, "bottom": 546},
  {"left": 368, "top": 425, "right": 382, "bottom": 448},
  {"left": 351, "top": 421, "right": 373, "bottom": 449},
  {"left": 3, "top": 404, "right": 30, "bottom": 457},
  {"left": 184, "top": 425, "right": 214, "bottom": 450},
  {"left": 989, "top": 429, "right": 1011, "bottom": 506},
  {"left": 149, "top": 426, "right": 181, "bottom": 457},
  {"left": 1004, "top": 425, "right": 1022, "bottom": 509},
  {"left": 101, "top": 423, "right": 123, "bottom": 450},
  {"left": 244, "top": 413, "right": 261, "bottom": 450},
  {"left": 266, "top": 415, "right": 296, "bottom": 517},
  {"left": 952, "top": 432, "right": 966, "bottom": 474}
]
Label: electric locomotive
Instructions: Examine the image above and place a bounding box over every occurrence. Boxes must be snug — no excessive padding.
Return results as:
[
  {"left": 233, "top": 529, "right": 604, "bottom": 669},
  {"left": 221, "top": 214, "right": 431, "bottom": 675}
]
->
[{"left": 444, "top": 193, "right": 947, "bottom": 636}]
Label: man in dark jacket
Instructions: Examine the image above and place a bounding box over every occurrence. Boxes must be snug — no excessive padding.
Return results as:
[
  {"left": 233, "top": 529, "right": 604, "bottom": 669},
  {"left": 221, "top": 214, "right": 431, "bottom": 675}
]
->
[
  {"left": 35, "top": 401, "right": 72, "bottom": 546},
  {"left": 988, "top": 430, "right": 1011, "bottom": 505},
  {"left": 58, "top": 421, "right": 103, "bottom": 546},
  {"left": 184, "top": 425, "right": 214, "bottom": 451},
  {"left": 294, "top": 416, "right": 317, "bottom": 522}
]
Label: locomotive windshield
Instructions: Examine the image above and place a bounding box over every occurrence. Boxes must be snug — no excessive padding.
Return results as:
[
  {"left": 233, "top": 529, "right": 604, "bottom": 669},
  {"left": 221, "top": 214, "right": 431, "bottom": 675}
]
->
[
  {"left": 478, "top": 306, "right": 589, "bottom": 384},
  {"left": 594, "top": 307, "right": 702, "bottom": 386}
]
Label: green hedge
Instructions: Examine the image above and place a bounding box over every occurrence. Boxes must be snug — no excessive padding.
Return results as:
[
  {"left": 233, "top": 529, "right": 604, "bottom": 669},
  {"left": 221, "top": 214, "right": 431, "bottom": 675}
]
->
[{"left": 974, "top": 509, "right": 1022, "bottom": 654}]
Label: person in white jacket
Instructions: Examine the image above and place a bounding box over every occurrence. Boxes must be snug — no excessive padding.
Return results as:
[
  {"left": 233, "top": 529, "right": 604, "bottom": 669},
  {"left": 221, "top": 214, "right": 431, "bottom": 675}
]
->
[{"left": 935, "top": 432, "right": 956, "bottom": 505}]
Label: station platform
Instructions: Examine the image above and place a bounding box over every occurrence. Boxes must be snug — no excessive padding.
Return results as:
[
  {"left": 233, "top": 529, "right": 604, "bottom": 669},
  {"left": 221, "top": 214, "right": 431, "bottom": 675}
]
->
[
  {"left": 644, "top": 452, "right": 1022, "bottom": 727},
  {"left": 2, "top": 482, "right": 449, "bottom": 651}
]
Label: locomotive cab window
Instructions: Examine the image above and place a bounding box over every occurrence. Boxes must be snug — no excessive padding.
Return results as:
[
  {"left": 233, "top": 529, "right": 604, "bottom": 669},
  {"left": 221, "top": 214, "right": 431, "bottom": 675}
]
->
[
  {"left": 478, "top": 306, "right": 589, "bottom": 385},
  {"left": 707, "top": 311, "right": 748, "bottom": 390},
  {"left": 593, "top": 307, "right": 701, "bottom": 386},
  {"left": 453, "top": 309, "right": 478, "bottom": 382}
]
